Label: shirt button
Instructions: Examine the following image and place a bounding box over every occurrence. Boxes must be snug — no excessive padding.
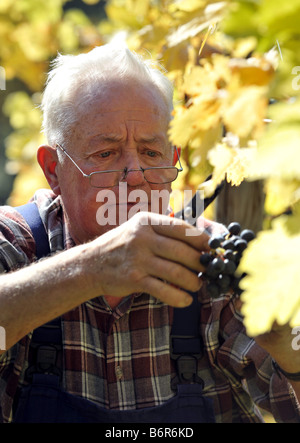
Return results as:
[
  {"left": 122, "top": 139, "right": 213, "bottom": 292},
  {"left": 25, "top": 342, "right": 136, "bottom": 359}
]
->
[{"left": 115, "top": 365, "right": 123, "bottom": 380}]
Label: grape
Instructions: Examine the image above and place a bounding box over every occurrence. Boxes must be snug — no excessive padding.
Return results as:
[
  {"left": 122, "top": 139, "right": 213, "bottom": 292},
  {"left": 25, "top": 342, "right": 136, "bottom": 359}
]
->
[
  {"left": 206, "top": 262, "right": 220, "bottom": 279},
  {"left": 234, "top": 239, "right": 248, "bottom": 253},
  {"left": 227, "top": 222, "right": 241, "bottom": 235},
  {"left": 198, "top": 221, "right": 255, "bottom": 298},
  {"left": 217, "top": 274, "right": 231, "bottom": 291},
  {"left": 200, "top": 252, "right": 213, "bottom": 266},
  {"left": 233, "top": 252, "right": 242, "bottom": 265},
  {"left": 208, "top": 237, "right": 221, "bottom": 249},
  {"left": 240, "top": 229, "right": 255, "bottom": 242},
  {"left": 223, "top": 259, "right": 237, "bottom": 275},
  {"left": 223, "top": 250, "right": 234, "bottom": 261},
  {"left": 222, "top": 239, "right": 235, "bottom": 250},
  {"left": 211, "top": 257, "right": 225, "bottom": 273}
]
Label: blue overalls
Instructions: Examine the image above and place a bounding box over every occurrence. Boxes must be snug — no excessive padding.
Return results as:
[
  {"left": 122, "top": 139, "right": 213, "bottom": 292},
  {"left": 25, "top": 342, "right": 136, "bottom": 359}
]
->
[{"left": 12, "top": 203, "right": 215, "bottom": 423}]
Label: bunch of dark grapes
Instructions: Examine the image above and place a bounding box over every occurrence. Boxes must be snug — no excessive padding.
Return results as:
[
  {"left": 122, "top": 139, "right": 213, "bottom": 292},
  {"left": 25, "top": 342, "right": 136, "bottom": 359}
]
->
[{"left": 199, "top": 222, "right": 255, "bottom": 298}]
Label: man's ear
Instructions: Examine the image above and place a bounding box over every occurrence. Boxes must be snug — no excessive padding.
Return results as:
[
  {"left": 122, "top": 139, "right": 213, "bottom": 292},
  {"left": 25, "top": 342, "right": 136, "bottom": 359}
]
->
[
  {"left": 172, "top": 146, "right": 181, "bottom": 166},
  {"left": 37, "top": 145, "right": 61, "bottom": 195}
]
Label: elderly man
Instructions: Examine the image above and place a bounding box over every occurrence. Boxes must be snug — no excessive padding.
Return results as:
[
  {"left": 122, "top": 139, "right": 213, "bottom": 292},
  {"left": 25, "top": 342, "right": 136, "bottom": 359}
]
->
[{"left": 0, "top": 44, "right": 299, "bottom": 423}]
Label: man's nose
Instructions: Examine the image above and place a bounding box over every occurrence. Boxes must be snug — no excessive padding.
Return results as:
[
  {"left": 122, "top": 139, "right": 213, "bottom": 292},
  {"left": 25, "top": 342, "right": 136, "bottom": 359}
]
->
[
  {"left": 122, "top": 167, "right": 145, "bottom": 187},
  {"left": 122, "top": 155, "right": 145, "bottom": 186}
]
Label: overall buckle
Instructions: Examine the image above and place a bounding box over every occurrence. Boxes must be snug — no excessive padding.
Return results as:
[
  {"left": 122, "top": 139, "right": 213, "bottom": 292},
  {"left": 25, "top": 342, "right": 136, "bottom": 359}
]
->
[
  {"left": 25, "top": 344, "right": 62, "bottom": 381},
  {"left": 170, "top": 335, "right": 204, "bottom": 391}
]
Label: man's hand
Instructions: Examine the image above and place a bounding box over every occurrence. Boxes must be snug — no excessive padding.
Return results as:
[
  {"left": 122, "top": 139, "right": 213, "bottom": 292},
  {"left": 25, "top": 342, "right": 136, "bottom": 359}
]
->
[{"left": 86, "top": 212, "right": 210, "bottom": 307}]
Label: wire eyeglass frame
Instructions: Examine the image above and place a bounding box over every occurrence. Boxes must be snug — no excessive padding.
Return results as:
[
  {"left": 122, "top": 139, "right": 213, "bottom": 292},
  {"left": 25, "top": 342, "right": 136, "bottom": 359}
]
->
[{"left": 56, "top": 143, "right": 183, "bottom": 188}]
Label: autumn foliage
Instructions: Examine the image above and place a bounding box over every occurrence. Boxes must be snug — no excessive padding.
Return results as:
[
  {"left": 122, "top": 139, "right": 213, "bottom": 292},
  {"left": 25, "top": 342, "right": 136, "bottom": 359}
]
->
[{"left": 1, "top": 0, "right": 300, "bottom": 335}]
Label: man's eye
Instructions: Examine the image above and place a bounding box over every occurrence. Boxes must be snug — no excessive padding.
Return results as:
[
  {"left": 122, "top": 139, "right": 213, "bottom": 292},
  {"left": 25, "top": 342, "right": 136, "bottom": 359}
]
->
[
  {"left": 147, "top": 151, "right": 159, "bottom": 157},
  {"left": 99, "top": 151, "right": 111, "bottom": 158}
]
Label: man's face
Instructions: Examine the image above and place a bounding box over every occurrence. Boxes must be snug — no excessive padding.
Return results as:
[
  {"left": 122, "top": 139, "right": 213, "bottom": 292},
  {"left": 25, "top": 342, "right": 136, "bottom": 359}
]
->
[{"left": 55, "top": 79, "right": 173, "bottom": 244}]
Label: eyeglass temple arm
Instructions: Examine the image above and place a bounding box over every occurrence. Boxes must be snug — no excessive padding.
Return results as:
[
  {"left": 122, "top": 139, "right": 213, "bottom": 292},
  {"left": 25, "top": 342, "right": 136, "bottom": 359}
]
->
[
  {"left": 173, "top": 146, "right": 182, "bottom": 170},
  {"left": 56, "top": 143, "right": 89, "bottom": 177}
]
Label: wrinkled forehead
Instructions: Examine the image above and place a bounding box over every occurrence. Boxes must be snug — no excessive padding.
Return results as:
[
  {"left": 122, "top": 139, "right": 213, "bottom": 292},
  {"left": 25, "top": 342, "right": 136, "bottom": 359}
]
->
[{"left": 67, "top": 78, "right": 171, "bottom": 150}]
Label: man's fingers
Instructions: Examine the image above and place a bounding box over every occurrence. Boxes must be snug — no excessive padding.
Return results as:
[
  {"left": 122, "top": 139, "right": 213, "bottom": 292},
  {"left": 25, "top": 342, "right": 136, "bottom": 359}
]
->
[
  {"left": 149, "top": 234, "right": 206, "bottom": 273},
  {"left": 148, "top": 256, "right": 203, "bottom": 293},
  {"left": 142, "top": 275, "right": 195, "bottom": 308},
  {"left": 149, "top": 213, "right": 210, "bottom": 252}
]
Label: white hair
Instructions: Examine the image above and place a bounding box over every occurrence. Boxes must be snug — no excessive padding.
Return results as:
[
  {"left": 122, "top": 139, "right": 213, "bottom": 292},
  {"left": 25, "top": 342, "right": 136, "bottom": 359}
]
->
[{"left": 41, "top": 44, "right": 174, "bottom": 146}]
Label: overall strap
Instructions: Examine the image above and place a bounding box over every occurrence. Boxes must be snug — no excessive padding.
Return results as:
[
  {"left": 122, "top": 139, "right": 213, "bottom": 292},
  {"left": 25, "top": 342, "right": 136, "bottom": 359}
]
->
[
  {"left": 170, "top": 291, "right": 203, "bottom": 390},
  {"left": 14, "top": 202, "right": 61, "bottom": 380},
  {"left": 16, "top": 202, "right": 50, "bottom": 259},
  {"left": 25, "top": 317, "right": 62, "bottom": 382}
]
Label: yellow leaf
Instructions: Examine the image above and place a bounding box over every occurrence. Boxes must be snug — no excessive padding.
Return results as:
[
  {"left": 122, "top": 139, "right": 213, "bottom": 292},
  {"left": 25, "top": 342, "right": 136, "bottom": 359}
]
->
[
  {"left": 281, "top": 200, "right": 300, "bottom": 236},
  {"left": 207, "top": 142, "right": 256, "bottom": 188},
  {"left": 181, "top": 55, "right": 230, "bottom": 97},
  {"left": 240, "top": 219, "right": 300, "bottom": 336},
  {"left": 232, "top": 37, "right": 257, "bottom": 58},
  {"left": 229, "top": 55, "right": 276, "bottom": 87},
  {"left": 248, "top": 125, "right": 300, "bottom": 180},
  {"left": 169, "top": 98, "right": 222, "bottom": 149},
  {"left": 160, "top": 42, "right": 191, "bottom": 73},
  {"left": 264, "top": 178, "right": 300, "bottom": 216},
  {"left": 223, "top": 85, "right": 268, "bottom": 139}
]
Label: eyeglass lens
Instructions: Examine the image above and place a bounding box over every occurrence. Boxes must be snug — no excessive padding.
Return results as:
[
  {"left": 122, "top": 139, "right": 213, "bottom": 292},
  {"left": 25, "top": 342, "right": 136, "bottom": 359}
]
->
[{"left": 89, "top": 167, "right": 178, "bottom": 188}]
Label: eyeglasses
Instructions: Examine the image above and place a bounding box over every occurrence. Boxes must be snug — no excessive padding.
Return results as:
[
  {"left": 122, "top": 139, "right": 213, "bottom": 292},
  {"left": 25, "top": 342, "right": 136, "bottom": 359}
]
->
[{"left": 56, "top": 143, "right": 183, "bottom": 188}]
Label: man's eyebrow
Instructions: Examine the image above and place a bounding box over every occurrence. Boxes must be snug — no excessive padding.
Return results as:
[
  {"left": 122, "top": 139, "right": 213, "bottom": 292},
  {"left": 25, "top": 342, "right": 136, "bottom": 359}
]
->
[
  {"left": 86, "top": 134, "right": 123, "bottom": 152},
  {"left": 89, "top": 134, "right": 123, "bottom": 145},
  {"left": 135, "top": 135, "right": 170, "bottom": 148},
  {"left": 88, "top": 134, "right": 167, "bottom": 147},
  {"left": 136, "top": 135, "right": 162, "bottom": 144}
]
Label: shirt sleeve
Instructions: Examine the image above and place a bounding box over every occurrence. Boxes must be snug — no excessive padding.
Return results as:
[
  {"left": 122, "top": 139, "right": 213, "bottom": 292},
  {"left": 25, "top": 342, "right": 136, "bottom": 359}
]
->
[
  {"left": 0, "top": 206, "right": 36, "bottom": 273},
  {"left": 0, "top": 206, "right": 37, "bottom": 422}
]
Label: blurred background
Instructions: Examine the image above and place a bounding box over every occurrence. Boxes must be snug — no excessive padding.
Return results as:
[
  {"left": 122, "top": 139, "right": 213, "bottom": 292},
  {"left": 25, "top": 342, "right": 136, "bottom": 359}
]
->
[{"left": 0, "top": 0, "right": 108, "bottom": 205}]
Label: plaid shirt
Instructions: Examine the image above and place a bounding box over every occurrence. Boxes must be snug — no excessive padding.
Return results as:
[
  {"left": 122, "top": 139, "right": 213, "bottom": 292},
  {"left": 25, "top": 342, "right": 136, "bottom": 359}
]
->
[{"left": 0, "top": 189, "right": 299, "bottom": 423}]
